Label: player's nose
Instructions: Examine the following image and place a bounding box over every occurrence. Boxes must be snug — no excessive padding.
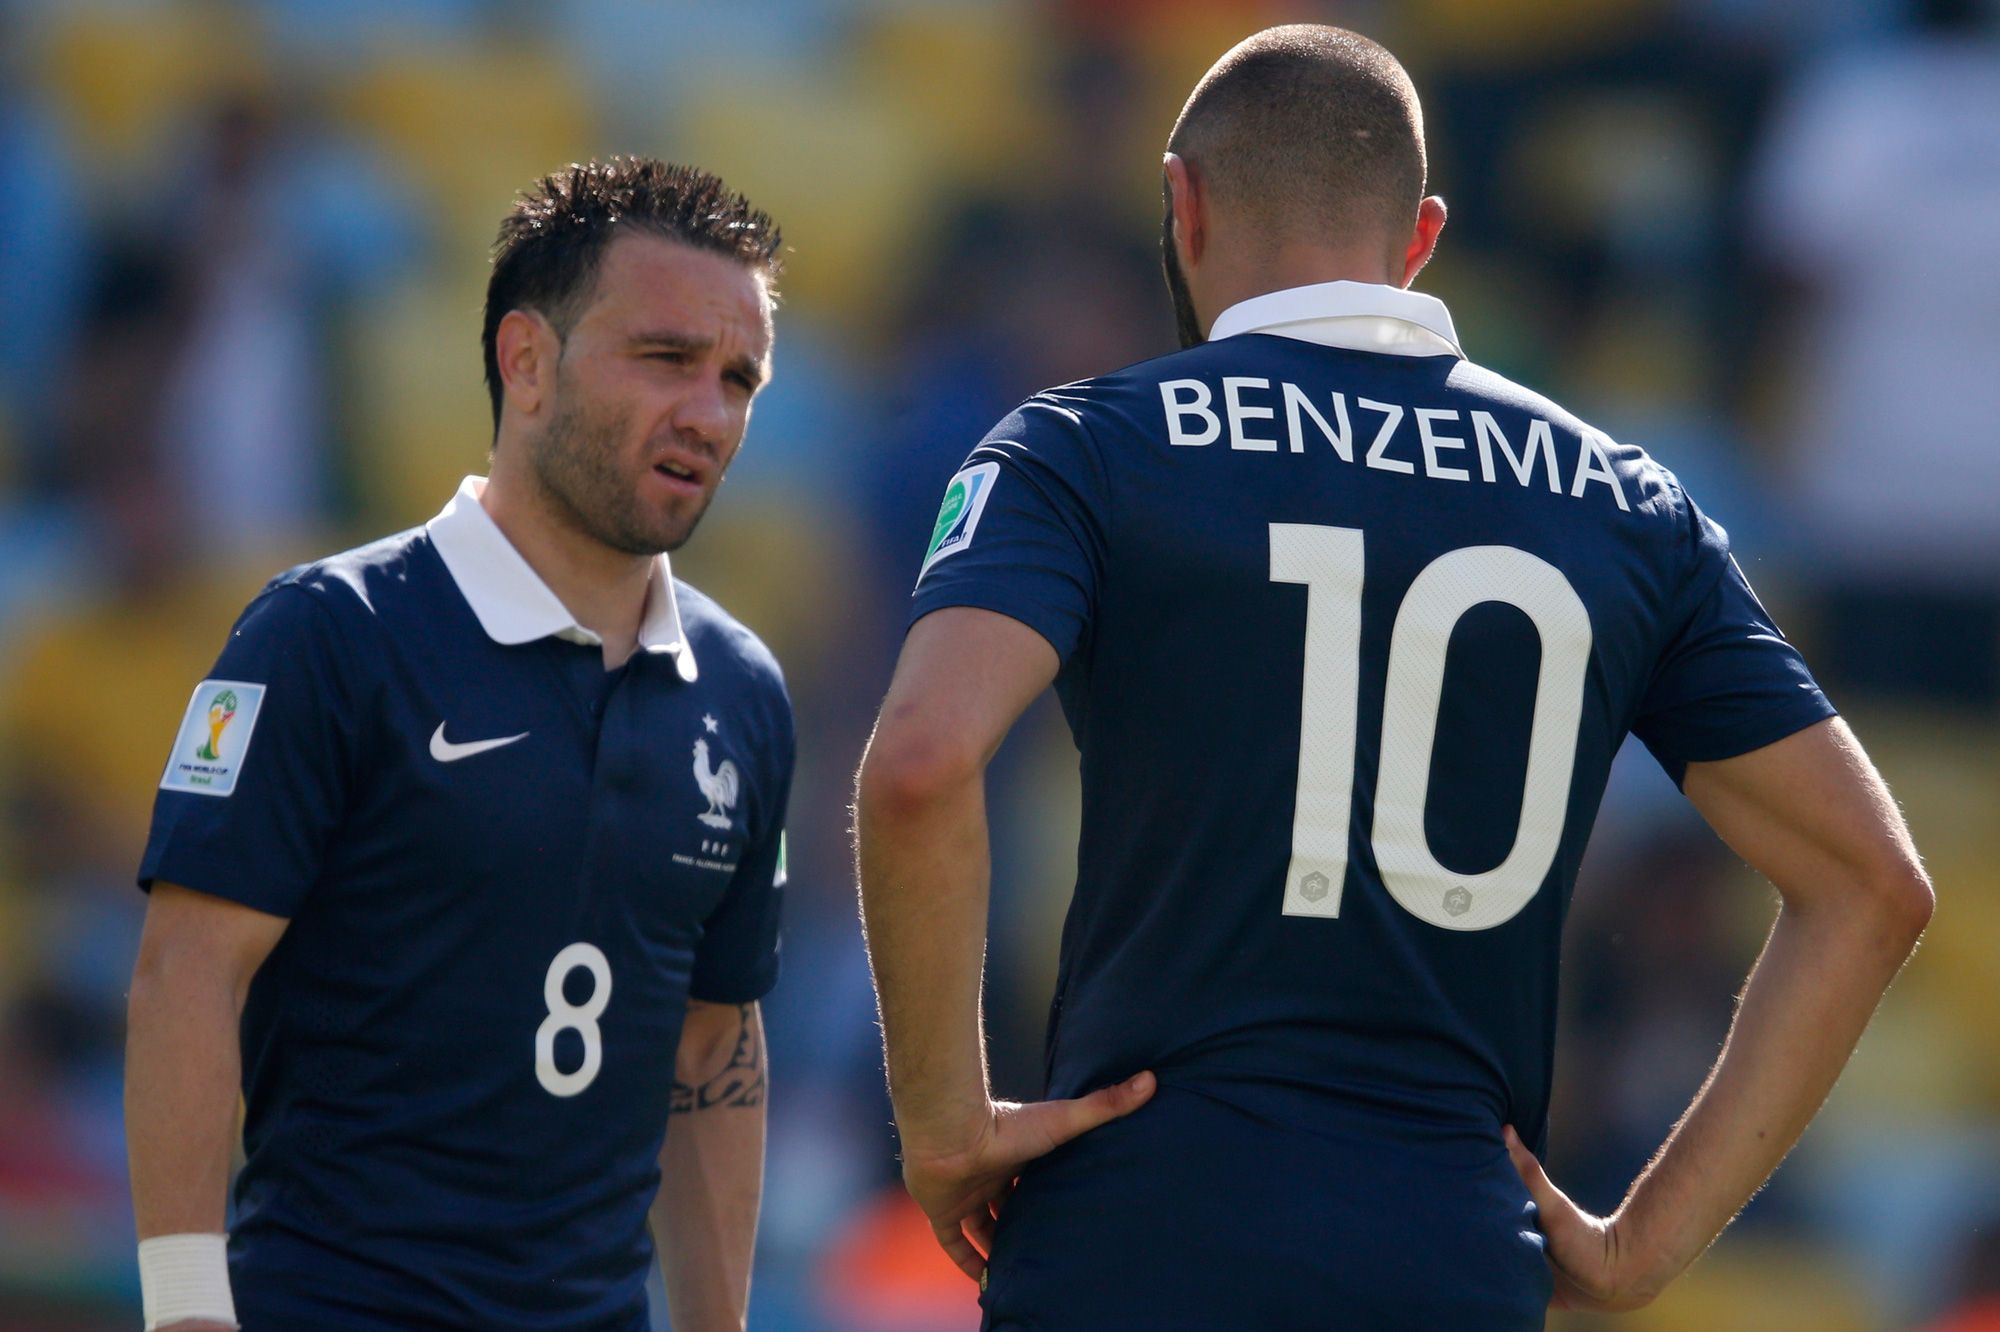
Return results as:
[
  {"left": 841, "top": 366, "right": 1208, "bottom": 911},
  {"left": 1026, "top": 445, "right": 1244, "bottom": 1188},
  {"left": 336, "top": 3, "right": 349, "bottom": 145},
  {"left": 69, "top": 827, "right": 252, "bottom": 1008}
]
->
[{"left": 669, "top": 374, "right": 735, "bottom": 449}]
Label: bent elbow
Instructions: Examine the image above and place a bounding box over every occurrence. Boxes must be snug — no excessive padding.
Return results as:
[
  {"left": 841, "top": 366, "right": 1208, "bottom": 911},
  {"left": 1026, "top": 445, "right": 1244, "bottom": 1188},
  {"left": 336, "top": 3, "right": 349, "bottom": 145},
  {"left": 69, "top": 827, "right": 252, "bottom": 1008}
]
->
[
  {"left": 1841, "top": 857, "right": 1934, "bottom": 954},
  {"left": 1882, "top": 864, "right": 1935, "bottom": 944},
  {"left": 857, "top": 724, "right": 983, "bottom": 824}
]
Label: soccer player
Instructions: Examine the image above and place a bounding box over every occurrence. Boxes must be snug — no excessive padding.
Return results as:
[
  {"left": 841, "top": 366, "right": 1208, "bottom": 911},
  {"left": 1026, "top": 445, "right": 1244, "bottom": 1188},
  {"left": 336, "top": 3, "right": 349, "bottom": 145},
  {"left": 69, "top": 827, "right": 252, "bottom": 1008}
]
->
[
  {"left": 125, "top": 159, "right": 793, "bottom": 1332},
  {"left": 855, "top": 26, "right": 1932, "bottom": 1329}
]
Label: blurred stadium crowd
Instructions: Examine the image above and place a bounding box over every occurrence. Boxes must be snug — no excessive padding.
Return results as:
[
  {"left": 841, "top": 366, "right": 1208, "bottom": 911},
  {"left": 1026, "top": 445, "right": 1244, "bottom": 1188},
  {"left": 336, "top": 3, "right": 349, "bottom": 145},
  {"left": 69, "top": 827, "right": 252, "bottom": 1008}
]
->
[{"left": 0, "top": 0, "right": 1996, "bottom": 1328}]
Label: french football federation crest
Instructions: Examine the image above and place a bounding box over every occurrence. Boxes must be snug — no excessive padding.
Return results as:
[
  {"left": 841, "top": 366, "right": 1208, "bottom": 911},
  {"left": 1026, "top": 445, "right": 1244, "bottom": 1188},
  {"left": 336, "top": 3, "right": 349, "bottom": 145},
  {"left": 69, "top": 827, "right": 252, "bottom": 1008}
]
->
[{"left": 692, "top": 736, "right": 740, "bottom": 830}]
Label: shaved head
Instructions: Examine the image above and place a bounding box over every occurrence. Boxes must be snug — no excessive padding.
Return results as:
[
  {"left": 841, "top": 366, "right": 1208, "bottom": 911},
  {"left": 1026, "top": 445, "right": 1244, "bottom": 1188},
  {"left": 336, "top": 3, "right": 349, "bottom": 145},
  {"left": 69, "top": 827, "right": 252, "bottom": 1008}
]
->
[{"left": 1168, "top": 25, "right": 1427, "bottom": 251}]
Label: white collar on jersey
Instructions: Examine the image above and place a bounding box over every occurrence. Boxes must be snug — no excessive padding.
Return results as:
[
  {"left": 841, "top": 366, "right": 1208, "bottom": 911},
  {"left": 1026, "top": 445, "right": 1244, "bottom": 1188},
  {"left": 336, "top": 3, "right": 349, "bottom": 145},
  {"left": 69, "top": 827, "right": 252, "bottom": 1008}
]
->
[
  {"left": 426, "top": 475, "right": 699, "bottom": 682},
  {"left": 1208, "top": 280, "right": 1463, "bottom": 358}
]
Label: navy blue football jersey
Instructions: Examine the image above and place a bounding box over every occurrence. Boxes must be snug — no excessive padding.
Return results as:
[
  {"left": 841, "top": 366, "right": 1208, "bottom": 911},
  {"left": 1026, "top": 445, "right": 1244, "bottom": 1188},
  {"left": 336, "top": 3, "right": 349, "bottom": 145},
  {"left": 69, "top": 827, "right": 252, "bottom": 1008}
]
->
[
  {"left": 910, "top": 282, "right": 1833, "bottom": 1328},
  {"left": 140, "top": 480, "right": 792, "bottom": 1332}
]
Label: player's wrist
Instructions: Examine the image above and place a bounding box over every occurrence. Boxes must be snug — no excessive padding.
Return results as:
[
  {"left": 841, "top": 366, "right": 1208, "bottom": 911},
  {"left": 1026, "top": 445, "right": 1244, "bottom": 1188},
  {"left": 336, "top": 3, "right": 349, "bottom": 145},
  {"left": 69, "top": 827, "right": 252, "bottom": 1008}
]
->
[
  {"left": 138, "top": 1233, "right": 238, "bottom": 1331},
  {"left": 899, "top": 1126, "right": 990, "bottom": 1168},
  {"left": 1597, "top": 1209, "right": 1679, "bottom": 1308},
  {"left": 895, "top": 1098, "right": 998, "bottom": 1165}
]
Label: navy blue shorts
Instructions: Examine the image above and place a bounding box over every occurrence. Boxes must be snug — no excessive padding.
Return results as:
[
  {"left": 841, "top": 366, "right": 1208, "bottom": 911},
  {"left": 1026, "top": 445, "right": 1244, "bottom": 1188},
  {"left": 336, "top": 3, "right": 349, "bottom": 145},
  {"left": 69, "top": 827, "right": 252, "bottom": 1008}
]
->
[
  {"left": 232, "top": 1241, "right": 652, "bottom": 1332},
  {"left": 979, "top": 1084, "right": 1552, "bottom": 1331}
]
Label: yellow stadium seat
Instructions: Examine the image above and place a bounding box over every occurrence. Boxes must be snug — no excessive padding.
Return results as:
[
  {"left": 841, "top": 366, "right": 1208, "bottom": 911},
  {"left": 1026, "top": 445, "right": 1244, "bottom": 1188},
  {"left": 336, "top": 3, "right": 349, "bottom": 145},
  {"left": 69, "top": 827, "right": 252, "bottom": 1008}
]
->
[
  {"left": 41, "top": 3, "right": 272, "bottom": 168},
  {"left": 668, "top": 71, "right": 930, "bottom": 316},
  {"left": 343, "top": 278, "right": 493, "bottom": 532},
  {"left": 850, "top": 6, "right": 1042, "bottom": 190},
  {"left": 333, "top": 40, "right": 599, "bottom": 252}
]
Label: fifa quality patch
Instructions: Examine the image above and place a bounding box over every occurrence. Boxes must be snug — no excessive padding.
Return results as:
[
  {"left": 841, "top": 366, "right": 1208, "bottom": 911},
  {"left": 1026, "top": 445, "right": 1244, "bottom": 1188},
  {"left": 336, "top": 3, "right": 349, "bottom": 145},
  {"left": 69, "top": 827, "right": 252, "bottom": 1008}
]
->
[
  {"left": 917, "top": 461, "right": 1001, "bottom": 585},
  {"left": 160, "top": 679, "right": 267, "bottom": 797}
]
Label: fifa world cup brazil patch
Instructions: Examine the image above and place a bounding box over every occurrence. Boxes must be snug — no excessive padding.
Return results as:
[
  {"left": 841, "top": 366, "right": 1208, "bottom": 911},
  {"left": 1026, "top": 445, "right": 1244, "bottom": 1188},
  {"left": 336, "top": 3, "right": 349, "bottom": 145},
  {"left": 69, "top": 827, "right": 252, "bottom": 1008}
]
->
[
  {"left": 160, "top": 679, "right": 267, "bottom": 797},
  {"left": 917, "top": 461, "right": 1001, "bottom": 585}
]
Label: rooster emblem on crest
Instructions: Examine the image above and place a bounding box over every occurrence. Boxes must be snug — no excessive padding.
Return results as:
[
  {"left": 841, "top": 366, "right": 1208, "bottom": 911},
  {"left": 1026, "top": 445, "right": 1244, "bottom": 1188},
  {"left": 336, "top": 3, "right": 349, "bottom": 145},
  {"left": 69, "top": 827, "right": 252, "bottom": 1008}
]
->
[{"left": 692, "top": 737, "right": 740, "bottom": 830}]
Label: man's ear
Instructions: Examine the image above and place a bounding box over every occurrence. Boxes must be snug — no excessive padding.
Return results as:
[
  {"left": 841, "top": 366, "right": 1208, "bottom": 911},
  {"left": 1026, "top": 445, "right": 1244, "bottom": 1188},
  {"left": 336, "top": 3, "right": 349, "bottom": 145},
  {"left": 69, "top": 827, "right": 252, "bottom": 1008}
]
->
[
  {"left": 1401, "top": 196, "right": 1448, "bottom": 287},
  {"left": 495, "top": 309, "right": 559, "bottom": 420},
  {"left": 1164, "top": 152, "right": 1205, "bottom": 269}
]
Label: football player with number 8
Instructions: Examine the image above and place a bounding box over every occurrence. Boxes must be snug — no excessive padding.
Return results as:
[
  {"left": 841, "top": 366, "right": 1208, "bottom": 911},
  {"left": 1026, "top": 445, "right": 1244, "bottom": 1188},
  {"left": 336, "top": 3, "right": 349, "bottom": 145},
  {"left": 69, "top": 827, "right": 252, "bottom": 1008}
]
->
[{"left": 126, "top": 160, "right": 795, "bottom": 1332}]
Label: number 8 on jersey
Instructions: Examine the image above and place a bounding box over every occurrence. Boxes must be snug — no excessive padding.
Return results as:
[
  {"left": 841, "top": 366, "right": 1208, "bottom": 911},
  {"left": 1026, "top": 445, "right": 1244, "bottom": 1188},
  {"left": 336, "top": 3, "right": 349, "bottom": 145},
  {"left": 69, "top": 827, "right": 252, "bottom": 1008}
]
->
[{"left": 537, "top": 942, "right": 613, "bottom": 1097}]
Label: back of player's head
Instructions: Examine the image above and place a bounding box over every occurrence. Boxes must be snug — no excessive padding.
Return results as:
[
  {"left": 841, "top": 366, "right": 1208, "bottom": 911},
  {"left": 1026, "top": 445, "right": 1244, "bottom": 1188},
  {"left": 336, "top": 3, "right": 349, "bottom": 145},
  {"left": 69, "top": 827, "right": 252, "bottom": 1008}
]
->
[
  {"left": 481, "top": 157, "right": 783, "bottom": 430},
  {"left": 1168, "top": 25, "right": 1426, "bottom": 250}
]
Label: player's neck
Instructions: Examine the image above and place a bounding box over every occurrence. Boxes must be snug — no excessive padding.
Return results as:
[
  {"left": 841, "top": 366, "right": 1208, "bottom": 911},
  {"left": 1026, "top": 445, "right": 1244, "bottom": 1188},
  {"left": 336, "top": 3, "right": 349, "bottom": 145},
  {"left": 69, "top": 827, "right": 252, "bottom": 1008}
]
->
[
  {"left": 1197, "top": 240, "right": 1404, "bottom": 330},
  {"left": 478, "top": 465, "right": 650, "bottom": 668}
]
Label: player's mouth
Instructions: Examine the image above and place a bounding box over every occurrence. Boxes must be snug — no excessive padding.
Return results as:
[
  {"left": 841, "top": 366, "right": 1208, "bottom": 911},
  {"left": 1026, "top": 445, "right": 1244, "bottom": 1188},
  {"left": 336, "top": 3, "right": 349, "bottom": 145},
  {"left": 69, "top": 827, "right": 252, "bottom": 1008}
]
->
[{"left": 650, "top": 458, "right": 709, "bottom": 496}]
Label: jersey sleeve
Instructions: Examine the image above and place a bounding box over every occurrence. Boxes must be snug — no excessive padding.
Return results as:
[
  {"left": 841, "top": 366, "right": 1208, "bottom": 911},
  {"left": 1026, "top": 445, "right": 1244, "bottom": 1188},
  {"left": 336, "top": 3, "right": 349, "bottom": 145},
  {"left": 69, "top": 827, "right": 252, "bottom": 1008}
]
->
[
  {"left": 908, "top": 396, "right": 1111, "bottom": 666},
  {"left": 1631, "top": 489, "right": 1837, "bottom": 787},
  {"left": 138, "top": 583, "right": 359, "bottom": 917},
  {"left": 689, "top": 693, "right": 793, "bottom": 1004}
]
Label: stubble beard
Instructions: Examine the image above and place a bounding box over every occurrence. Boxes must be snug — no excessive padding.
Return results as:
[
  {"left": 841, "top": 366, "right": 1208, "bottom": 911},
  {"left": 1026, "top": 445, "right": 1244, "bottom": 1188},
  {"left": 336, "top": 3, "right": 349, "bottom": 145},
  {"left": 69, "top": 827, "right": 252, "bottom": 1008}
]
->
[{"left": 533, "top": 383, "right": 710, "bottom": 557}]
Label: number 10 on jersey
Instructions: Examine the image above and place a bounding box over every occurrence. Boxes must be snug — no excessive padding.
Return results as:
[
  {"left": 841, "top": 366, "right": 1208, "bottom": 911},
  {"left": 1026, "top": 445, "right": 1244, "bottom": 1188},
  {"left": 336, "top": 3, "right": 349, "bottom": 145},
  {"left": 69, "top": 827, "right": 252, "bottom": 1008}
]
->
[{"left": 1269, "top": 524, "right": 1592, "bottom": 932}]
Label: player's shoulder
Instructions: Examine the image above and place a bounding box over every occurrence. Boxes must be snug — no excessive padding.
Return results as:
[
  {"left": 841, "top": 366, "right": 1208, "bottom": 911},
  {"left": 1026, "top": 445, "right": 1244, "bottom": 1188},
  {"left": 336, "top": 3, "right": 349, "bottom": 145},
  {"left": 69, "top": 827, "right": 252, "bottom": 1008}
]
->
[
  {"left": 1446, "top": 356, "right": 1692, "bottom": 525},
  {"left": 1441, "top": 357, "right": 1594, "bottom": 438},
  {"left": 978, "top": 347, "right": 1220, "bottom": 465},
  {"left": 984, "top": 339, "right": 1246, "bottom": 442},
  {"left": 266, "top": 527, "right": 433, "bottom": 615},
  {"left": 672, "top": 579, "right": 790, "bottom": 709},
  {"left": 1019, "top": 342, "right": 1226, "bottom": 424},
  {"left": 237, "top": 526, "right": 434, "bottom": 642}
]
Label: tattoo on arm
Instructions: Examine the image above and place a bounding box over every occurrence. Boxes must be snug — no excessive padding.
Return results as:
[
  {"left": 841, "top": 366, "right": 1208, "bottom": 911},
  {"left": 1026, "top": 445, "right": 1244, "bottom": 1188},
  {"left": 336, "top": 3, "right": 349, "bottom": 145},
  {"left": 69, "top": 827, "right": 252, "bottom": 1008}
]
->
[{"left": 670, "top": 1003, "right": 765, "bottom": 1114}]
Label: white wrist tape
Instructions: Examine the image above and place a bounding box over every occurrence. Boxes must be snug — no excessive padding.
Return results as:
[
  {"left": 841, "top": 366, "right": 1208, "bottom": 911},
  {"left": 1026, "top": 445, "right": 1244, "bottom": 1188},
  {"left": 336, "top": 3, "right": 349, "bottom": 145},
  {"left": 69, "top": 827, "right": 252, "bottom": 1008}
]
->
[{"left": 138, "top": 1234, "right": 238, "bottom": 1330}]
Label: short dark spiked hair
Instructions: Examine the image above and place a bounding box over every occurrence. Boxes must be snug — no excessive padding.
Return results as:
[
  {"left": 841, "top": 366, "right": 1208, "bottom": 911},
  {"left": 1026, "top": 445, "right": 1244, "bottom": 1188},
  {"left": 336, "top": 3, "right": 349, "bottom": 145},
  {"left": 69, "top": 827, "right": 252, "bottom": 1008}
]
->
[{"left": 481, "top": 157, "right": 782, "bottom": 429}]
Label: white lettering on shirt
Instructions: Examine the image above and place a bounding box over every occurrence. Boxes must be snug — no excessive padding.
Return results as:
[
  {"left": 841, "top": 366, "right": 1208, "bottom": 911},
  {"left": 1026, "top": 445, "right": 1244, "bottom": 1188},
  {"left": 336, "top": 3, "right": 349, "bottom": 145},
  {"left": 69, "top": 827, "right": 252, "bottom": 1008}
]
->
[
  {"left": 1223, "top": 377, "right": 1278, "bottom": 452},
  {"left": 1572, "top": 429, "right": 1631, "bottom": 511},
  {"left": 1284, "top": 385, "right": 1353, "bottom": 460},
  {"left": 1151, "top": 377, "right": 1638, "bottom": 512},
  {"left": 1161, "top": 379, "right": 1221, "bottom": 447},
  {"left": 1359, "top": 398, "right": 1412, "bottom": 474},
  {"left": 1472, "top": 411, "right": 1560, "bottom": 493},
  {"left": 1415, "top": 408, "right": 1471, "bottom": 482}
]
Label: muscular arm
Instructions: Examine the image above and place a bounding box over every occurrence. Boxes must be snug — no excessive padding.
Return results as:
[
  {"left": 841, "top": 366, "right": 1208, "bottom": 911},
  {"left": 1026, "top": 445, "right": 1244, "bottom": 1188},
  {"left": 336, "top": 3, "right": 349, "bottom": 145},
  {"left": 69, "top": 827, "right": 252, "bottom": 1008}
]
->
[
  {"left": 1511, "top": 717, "right": 1933, "bottom": 1308},
  {"left": 125, "top": 881, "right": 288, "bottom": 1330},
  {"left": 856, "top": 609, "right": 1056, "bottom": 1146},
  {"left": 855, "top": 608, "right": 1153, "bottom": 1280},
  {"left": 653, "top": 998, "right": 766, "bottom": 1332}
]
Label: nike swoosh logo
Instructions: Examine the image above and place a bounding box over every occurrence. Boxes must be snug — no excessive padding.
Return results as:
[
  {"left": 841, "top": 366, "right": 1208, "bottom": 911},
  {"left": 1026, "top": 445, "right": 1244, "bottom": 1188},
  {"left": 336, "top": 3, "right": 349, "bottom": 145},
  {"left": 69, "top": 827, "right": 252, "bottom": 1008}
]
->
[{"left": 430, "top": 723, "right": 529, "bottom": 763}]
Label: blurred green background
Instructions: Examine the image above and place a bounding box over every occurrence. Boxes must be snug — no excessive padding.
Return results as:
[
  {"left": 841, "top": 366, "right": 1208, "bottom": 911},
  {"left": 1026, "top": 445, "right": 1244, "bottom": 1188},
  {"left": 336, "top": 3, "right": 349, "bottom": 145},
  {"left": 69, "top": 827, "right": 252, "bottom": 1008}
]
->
[{"left": 1, "top": 0, "right": 1996, "bottom": 1328}]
